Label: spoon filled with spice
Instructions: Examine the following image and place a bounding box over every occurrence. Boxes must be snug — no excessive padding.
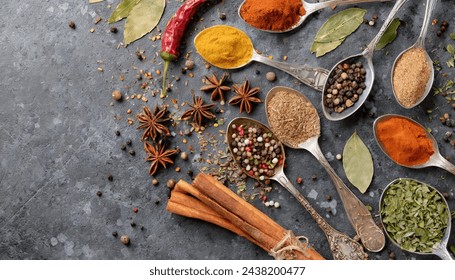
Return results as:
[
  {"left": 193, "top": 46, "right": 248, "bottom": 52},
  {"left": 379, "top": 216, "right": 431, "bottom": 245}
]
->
[
  {"left": 391, "top": 0, "right": 437, "bottom": 109},
  {"left": 321, "top": 0, "right": 409, "bottom": 121},
  {"left": 380, "top": 178, "right": 453, "bottom": 260},
  {"left": 226, "top": 117, "right": 369, "bottom": 260},
  {"left": 194, "top": 25, "right": 329, "bottom": 91},
  {"left": 373, "top": 114, "right": 455, "bottom": 175},
  {"left": 238, "top": 0, "right": 390, "bottom": 33},
  {"left": 265, "top": 86, "right": 385, "bottom": 253}
]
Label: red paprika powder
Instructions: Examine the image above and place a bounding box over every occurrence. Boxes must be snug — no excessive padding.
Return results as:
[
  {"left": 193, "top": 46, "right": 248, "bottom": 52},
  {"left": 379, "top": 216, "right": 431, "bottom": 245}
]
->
[
  {"left": 239, "top": 0, "right": 306, "bottom": 31},
  {"left": 375, "top": 116, "right": 434, "bottom": 166}
]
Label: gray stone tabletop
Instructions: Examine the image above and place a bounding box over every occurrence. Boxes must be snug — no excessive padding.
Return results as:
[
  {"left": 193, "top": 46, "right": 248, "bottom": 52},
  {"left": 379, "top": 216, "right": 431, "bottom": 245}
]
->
[{"left": 0, "top": 0, "right": 454, "bottom": 260}]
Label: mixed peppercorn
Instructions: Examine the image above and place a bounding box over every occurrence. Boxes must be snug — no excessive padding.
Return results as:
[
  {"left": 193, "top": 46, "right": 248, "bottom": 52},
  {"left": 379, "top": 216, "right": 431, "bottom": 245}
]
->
[{"left": 229, "top": 123, "right": 283, "bottom": 181}]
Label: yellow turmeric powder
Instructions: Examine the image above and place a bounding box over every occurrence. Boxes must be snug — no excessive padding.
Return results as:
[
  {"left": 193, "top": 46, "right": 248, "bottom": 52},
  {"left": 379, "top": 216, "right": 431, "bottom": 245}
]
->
[{"left": 194, "top": 25, "right": 253, "bottom": 69}]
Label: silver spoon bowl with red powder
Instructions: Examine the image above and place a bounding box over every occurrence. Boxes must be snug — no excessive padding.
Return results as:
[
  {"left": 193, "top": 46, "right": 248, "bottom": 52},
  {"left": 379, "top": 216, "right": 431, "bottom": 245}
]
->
[
  {"left": 238, "top": 0, "right": 390, "bottom": 33},
  {"left": 373, "top": 114, "right": 455, "bottom": 175}
]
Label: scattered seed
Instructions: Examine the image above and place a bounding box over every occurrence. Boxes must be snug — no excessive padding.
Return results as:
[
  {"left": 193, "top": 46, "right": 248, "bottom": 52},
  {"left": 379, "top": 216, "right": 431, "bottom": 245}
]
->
[
  {"left": 219, "top": 12, "right": 226, "bottom": 20},
  {"left": 120, "top": 144, "right": 126, "bottom": 151},
  {"left": 152, "top": 179, "right": 159, "bottom": 186},
  {"left": 112, "top": 90, "right": 122, "bottom": 101},
  {"left": 133, "top": 207, "right": 138, "bottom": 213},
  {"left": 107, "top": 174, "right": 113, "bottom": 181},
  {"left": 112, "top": 231, "right": 118, "bottom": 237},
  {"left": 96, "top": 190, "right": 102, "bottom": 197},
  {"left": 296, "top": 177, "right": 303, "bottom": 184},
  {"left": 187, "top": 170, "right": 194, "bottom": 177},
  {"left": 126, "top": 109, "right": 132, "bottom": 114},
  {"left": 120, "top": 235, "right": 130, "bottom": 245},
  {"left": 115, "top": 130, "right": 121, "bottom": 136},
  {"left": 126, "top": 139, "right": 132, "bottom": 146},
  {"left": 274, "top": 202, "right": 280, "bottom": 208},
  {"left": 175, "top": 167, "right": 181, "bottom": 172},
  {"left": 167, "top": 179, "right": 176, "bottom": 190},
  {"left": 129, "top": 149, "right": 136, "bottom": 156},
  {"left": 312, "top": 175, "right": 318, "bottom": 181},
  {"left": 130, "top": 221, "right": 136, "bottom": 227},
  {"left": 266, "top": 72, "right": 276, "bottom": 81},
  {"left": 325, "top": 195, "right": 332, "bottom": 201},
  {"left": 110, "top": 26, "right": 118, "bottom": 33},
  {"left": 336, "top": 154, "right": 342, "bottom": 160},
  {"left": 69, "top": 21, "right": 76, "bottom": 29},
  {"left": 90, "top": 28, "right": 95, "bottom": 33},
  {"left": 180, "top": 152, "right": 188, "bottom": 160},
  {"left": 185, "top": 59, "right": 195, "bottom": 70},
  {"left": 156, "top": 69, "right": 161, "bottom": 75}
]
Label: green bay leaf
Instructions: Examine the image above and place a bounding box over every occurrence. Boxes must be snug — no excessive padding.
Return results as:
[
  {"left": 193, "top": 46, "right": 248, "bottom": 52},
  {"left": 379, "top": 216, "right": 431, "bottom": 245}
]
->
[
  {"left": 108, "top": 0, "right": 142, "bottom": 24},
  {"left": 311, "top": 38, "right": 345, "bottom": 58},
  {"left": 450, "top": 33, "right": 455, "bottom": 40},
  {"left": 342, "top": 131, "right": 374, "bottom": 193},
  {"left": 124, "top": 0, "right": 165, "bottom": 45},
  {"left": 375, "top": 18, "right": 401, "bottom": 50}
]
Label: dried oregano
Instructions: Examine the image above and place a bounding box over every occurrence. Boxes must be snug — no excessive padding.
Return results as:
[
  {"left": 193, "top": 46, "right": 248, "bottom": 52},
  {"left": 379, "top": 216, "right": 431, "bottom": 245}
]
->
[{"left": 381, "top": 179, "right": 449, "bottom": 253}]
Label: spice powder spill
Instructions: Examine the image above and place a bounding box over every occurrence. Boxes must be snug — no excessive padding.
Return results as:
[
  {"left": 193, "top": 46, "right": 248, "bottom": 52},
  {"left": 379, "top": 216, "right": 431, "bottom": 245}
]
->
[
  {"left": 392, "top": 48, "right": 431, "bottom": 108},
  {"left": 267, "top": 90, "right": 320, "bottom": 148}
]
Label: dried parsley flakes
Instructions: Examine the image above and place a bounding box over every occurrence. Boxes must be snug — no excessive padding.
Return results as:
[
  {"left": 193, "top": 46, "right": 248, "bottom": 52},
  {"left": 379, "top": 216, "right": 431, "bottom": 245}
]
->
[{"left": 380, "top": 178, "right": 449, "bottom": 253}]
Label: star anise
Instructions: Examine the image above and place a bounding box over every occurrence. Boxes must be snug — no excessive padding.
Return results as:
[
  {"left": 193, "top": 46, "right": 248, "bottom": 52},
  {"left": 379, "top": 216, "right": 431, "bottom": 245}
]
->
[
  {"left": 144, "top": 140, "right": 178, "bottom": 176},
  {"left": 228, "top": 80, "right": 262, "bottom": 114},
  {"left": 181, "top": 95, "right": 215, "bottom": 128},
  {"left": 200, "top": 72, "right": 231, "bottom": 103},
  {"left": 136, "top": 105, "right": 170, "bottom": 141}
]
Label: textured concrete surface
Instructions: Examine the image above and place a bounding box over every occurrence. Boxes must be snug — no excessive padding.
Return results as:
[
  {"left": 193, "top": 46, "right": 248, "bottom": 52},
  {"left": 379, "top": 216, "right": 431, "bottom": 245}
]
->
[{"left": 0, "top": 0, "right": 454, "bottom": 260}]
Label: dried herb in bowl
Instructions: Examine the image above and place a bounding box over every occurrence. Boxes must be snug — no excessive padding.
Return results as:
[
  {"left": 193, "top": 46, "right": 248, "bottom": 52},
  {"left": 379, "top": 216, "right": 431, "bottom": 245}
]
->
[{"left": 380, "top": 178, "right": 449, "bottom": 253}]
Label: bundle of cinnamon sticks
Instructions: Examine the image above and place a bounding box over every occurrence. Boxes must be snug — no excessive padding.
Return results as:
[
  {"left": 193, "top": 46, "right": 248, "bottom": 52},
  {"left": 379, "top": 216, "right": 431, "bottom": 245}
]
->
[{"left": 166, "top": 173, "right": 324, "bottom": 260}]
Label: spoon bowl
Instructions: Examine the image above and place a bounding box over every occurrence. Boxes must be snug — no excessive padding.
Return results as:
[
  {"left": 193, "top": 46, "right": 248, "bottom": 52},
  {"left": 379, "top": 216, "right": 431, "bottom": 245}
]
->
[
  {"left": 321, "top": 0, "right": 408, "bottom": 121},
  {"left": 226, "top": 117, "right": 369, "bottom": 260},
  {"left": 238, "top": 0, "right": 390, "bottom": 33},
  {"left": 373, "top": 114, "right": 455, "bottom": 175},
  {"left": 391, "top": 0, "right": 437, "bottom": 109},
  {"left": 379, "top": 178, "right": 453, "bottom": 260},
  {"left": 194, "top": 25, "right": 328, "bottom": 91},
  {"left": 265, "top": 86, "right": 385, "bottom": 252}
]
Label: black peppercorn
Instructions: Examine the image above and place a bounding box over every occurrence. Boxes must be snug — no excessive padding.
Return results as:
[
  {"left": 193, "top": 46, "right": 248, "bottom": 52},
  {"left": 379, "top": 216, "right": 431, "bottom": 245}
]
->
[
  {"left": 112, "top": 231, "right": 118, "bottom": 237},
  {"left": 69, "top": 21, "right": 76, "bottom": 29},
  {"left": 130, "top": 221, "right": 136, "bottom": 227},
  {"left": 96, "top": 191, "right": 102, "bottom": 197},
  {"left": 115, "top": 130, "right": 121, "bottom": 136},
  {"left": 219, "top": 13, "right": 226, "bottom": 20},
  {"left": 126, "top": 139, "right": 132, "bottom": 146},
  {"left": 437, "top": 31, "right": 442, "bottom": 37},
  {"left": 107, "top": 174, "right": 113, "bottom": 181},
  {"left": 110, "top": 26, "right": 118, "bottom": 33},
  {"left": 120, "top": 144, "right": 126, "bottom": 151},
  {"left": 129, "top": 149, "right": 136, "bottom": 156}
]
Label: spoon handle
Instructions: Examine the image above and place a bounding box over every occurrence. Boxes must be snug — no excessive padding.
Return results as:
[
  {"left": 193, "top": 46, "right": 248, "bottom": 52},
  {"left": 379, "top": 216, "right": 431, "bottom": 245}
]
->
[
  {"left": 416, "top": 0, "right": 439, "bottom": 48},
  {"left": 252, "top": 53, "right": 329, "bottom": 91},
  {"left": 433, "top": 154, "right": 455, "bottom": 176},
  {"left": 306, "top": 0, "right": 390, "bottom": 14},
  {"left": 307, "top": 142, "right": 385, "bottom": 252},
  {"left": 274, "top": 173, "right": 368, "bottom": 260},
  {"left": 433, "top": 243, "right": 454, "bottom": 260},
  {"left": 363, "top": 0, "right": 409, "bottom": 57}
]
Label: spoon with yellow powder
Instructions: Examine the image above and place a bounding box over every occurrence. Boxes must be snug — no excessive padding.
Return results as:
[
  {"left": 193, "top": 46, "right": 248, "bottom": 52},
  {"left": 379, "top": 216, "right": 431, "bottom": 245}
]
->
[
  {"left": 238, "top": 0, "right": 390, "bottom": 33},
  {"left": 194, "top": 25, "right": 329, "bottom": 91},
  {"left": 391, "top": 0, "right": 437, "bottom": 109}
]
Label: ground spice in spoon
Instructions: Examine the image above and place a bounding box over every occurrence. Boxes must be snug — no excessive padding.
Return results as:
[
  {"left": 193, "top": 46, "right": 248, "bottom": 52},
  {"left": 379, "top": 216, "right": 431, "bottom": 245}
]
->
[
  {"left": 392, "top": 48, "right": 431, "bottom": 107},
  {"left": 267, "top": 90, "right": 320, "bottom": 148},
  {"left": 240, "top": 0, "right": 306, "bottom": 31},
  {"left": 375, "top": 116, "right": 434, "bottom": 166}
]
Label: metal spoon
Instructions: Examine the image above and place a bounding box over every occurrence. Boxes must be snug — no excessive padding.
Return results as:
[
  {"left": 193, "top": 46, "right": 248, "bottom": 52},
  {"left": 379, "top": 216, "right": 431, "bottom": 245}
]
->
[
  {"left": 265, "top": 86, "right": 385, "bottom": 252},
  {"left": 321, "top": 0, "right": 409, "bottom": 121},
  {"left": 238, "top": 0, "right": 390, "bottom": 33},
  {"left": 391, "top": 0, "right": 437, "bottom": 109},
  {"left": 226, "top": 117, "right": 369, "bottom": 260},
  {"left": 194, "top": 26, "right": 329, "bottom": 91},
  {"left": 373, "top": 114, "right": 455, "bottom": 175},
  {"left": 379, "top": 178, "right": 454, "bottom": 260}
]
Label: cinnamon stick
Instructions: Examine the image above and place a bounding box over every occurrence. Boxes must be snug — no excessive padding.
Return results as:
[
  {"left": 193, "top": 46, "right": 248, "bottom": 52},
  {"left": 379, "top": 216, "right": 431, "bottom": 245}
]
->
[
  {"left": 167, "top": 191, "right": 266, "bottom": 250},
  {"left": 193, "top": 173, "right": 284, "bottom": 241}
]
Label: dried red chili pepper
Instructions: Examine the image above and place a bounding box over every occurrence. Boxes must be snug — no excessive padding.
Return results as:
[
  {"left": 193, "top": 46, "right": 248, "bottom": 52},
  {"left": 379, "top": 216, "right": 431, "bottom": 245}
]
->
[{"left": 160, "top": 0, "right": 207, "bottom": 98}]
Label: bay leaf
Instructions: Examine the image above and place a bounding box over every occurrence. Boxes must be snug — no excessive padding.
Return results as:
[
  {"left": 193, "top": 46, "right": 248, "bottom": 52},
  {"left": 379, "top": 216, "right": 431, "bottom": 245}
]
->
[
  {"left": 342, "top": 131, "right": 374, "bottom": 194},
  {"left": 375, "top": 18, "right": 401, "bottom": 50},
  {"left": 447, "top": 44, "right": 455, "bottom": 55},
  {"left": 108, "top": 0, "right": 142, "bottom": 24},
  {"left": 450, "top": 33, "right": 455, "bottom": 40},
  {"left": 124, "top": 0, "right": 165, "bottom": 45},
  {"left": 311, "top": 8, "right": 366, "bottom": 57}
]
